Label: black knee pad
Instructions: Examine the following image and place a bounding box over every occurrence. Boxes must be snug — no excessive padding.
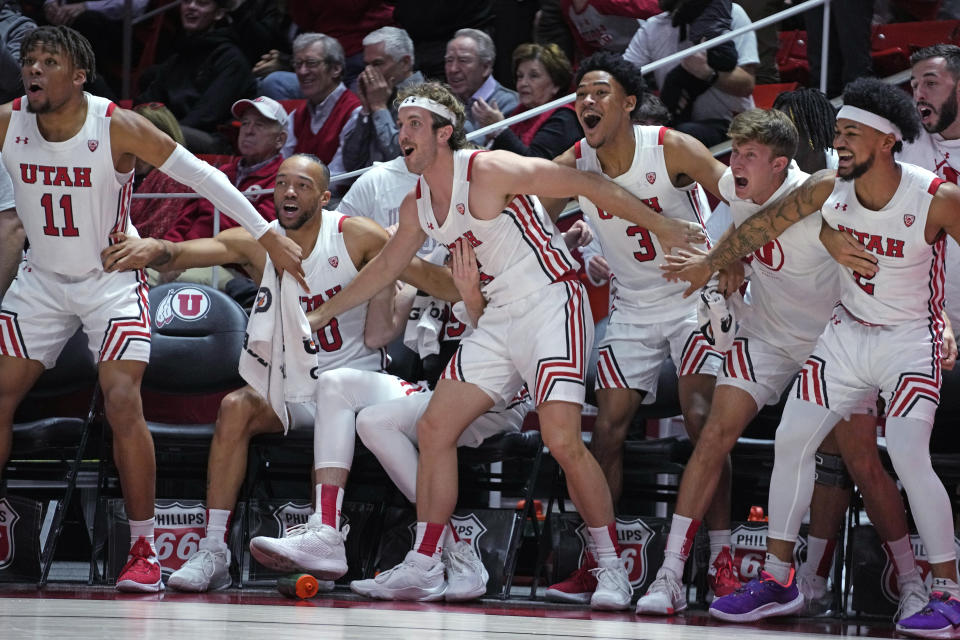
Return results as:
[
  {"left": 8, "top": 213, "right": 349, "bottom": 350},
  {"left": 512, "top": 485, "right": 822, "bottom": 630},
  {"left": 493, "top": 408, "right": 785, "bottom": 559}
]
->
[{"left": 814, "top": 451, "right": 853, "bottom": 489}]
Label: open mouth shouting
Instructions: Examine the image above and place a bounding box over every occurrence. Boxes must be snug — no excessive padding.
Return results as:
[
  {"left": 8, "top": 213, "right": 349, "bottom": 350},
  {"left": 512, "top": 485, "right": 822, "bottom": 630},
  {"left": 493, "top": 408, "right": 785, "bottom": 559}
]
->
[{"left": 581, "top": 111, "right": 602, "bottom": 131}]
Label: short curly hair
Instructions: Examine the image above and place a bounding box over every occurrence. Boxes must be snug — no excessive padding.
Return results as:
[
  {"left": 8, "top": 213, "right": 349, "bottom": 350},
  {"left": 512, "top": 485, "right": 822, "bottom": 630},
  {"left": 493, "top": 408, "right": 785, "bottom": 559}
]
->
[
  {"left": 21, "top": 25, "right": 96, "bottom": 84},
  {"left": 574, "top": 52, "right": 647, "bottom": 118},
  {"left": 841, "top": 78, "right": 920, "bottom": 153},
  {"left": 396, "top": 81, "right": 468, "bottom": 150}
]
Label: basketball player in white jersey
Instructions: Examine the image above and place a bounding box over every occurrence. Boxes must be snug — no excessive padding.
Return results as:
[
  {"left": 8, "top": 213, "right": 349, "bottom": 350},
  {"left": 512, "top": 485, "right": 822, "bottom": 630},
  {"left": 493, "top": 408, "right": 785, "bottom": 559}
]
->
[
  {"left": 0, "top": 163, "right": 20, "bottom": 301},
  {"left": 0, "top": 26, "right": 304, "bottom": 593},
  {"left": 665, "top": 78, "right": 960, "bottom": 638},
  {"left": 637, "top": 108, "right": 928, "bottom": 621},
  {"left": 102, "top": 154, "right": 458, "bottom": 592},
  {"left": 539, "top": 52, "right": 743, "bottom": 605},
  {"left": 309, "top": 81, "right": 705, "bottom": 608}
]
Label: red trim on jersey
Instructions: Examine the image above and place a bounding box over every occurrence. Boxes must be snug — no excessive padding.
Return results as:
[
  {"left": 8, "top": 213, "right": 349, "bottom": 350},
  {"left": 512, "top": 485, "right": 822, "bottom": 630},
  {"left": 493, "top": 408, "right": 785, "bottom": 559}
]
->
[
  {"left": 506, "top": 195, "right": 574, "bottom": 280},
  {"left": 596, "top": 346, "right": 628, "bottom": 389},
  {"left": 889, "top": 375, "right": 940, "bottom": 417},
  {"left": 928, "top": 177, "right": 946, "bottom": 195},
  {"left": 723, "top": 339, "right": 754, "bottom": 382},
  {"left": 574, "top": 140, "right": 582, "bottom": 159},
  {"left": 0, "top": 312, "right": 25, "bottom": 358},
  {"left": 106, "top": 102, "right": 117, "bottom": 117},
  {"left": 415, "top": 178, "right": 422, "bottom": 199},
  {"left": 658, "top": 126, "right": 668, "bottom": 145},
  {"left": 337, "top": 214, "right": 347, "bottom": 233},
  {"left": 534, "top": 281, "right": 586, "bottom": 406},
  {"left": 466, "top": 150, "right": 484, "bottom": 181},
  {"left": 11, "top": 97, "right": 20, "bottom": 111}
]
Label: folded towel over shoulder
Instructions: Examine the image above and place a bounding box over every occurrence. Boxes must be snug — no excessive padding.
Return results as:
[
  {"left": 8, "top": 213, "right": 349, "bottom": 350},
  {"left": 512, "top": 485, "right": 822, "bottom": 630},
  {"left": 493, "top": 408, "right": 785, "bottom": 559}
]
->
[{"left": 238, "top": 266, "right": 317, "bottom": 434}]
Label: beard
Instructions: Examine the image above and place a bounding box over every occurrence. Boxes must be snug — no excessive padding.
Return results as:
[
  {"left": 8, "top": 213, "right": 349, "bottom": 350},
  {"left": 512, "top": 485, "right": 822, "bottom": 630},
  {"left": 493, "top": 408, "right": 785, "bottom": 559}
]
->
[
  {"left": 279, "top": 210, "right": 312, "bottom": 230},
  {"left": 26, "top": 98, "right": 50, "bottom": 114},
  {"left": 928, "top": 88, "right": 959, "bottom": 134},
  {"left": 837, "top": 152, "right": 874, "bottom": 182}
]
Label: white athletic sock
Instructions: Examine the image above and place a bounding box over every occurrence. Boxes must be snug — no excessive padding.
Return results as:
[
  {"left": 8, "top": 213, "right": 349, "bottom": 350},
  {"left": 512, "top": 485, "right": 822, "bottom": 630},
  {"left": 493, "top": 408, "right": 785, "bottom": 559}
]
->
[
  {"left": 932, "top": 577, "right": 960, "bottom": 598},
  {"left": 708, "top": 529, "right": 732, "bottom": 566},
  {"left": 587, "top": 523, "right": 621, "bottom": 567},
  {"left": 662, "top": 514, "right": 700, "bottom": 578},
  {"left": 129, "top": 517, "right": 156, "bottom": 556},
  {"left": 884, "top": 534, "right": 919, "bottom": 581},
  {"left": 803, "top": 535, "right": 836, "bottom": 579},
  {"left": 764, "top": 552, "right": 792, "bottom": 584},
  {"left": 205, "top": 508, "right": 231, "bottom": 544}
]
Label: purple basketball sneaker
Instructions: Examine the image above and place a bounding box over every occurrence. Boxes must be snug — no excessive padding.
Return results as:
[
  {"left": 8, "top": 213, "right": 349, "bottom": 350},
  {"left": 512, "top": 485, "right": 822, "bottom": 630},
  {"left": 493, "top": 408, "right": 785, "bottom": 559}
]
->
[
  {"left": 896, "top": 591, "right": 960, "bottom": 639},
  {"left": 709, "top": 569, "right": 804, "bottom": 622}
]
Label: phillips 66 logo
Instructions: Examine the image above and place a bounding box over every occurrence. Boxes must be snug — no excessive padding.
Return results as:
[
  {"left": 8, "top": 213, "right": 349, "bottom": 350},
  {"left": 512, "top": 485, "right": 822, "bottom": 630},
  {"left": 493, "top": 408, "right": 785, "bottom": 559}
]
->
[
  {"left": 153, "top": 502, "right": 206, "bottom": 572},
  {"left": 0, "top": 498, "right": 21, "bottom": 569},
  {"left": 575, "top": 518, "right": 655, "bottom": 587},
  {"left": 732, "top": 523, "right": 806, "bottom": 584}
]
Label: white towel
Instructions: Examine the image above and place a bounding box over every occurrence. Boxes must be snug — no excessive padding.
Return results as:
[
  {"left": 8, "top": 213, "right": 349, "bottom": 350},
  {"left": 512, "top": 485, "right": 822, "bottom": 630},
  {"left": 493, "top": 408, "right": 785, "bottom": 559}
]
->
[
  {"left": 698, "top": 285, "right": 736, "bottom": 353},
  {"left": 403, "top": 291, "right": 444, "bottom": 357},
  {"left": 238, "top": 267, "right": 317, "bottom": 434}
]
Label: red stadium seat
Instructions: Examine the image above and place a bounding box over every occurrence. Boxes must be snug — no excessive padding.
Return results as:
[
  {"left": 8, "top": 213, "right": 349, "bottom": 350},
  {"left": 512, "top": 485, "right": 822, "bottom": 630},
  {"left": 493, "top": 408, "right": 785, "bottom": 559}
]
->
[
  {"left": 753, "top": 82, "right": 800, "bottom": 110},
  {"left": 870, "top": 20, "right": 960, "bottom": 77}
]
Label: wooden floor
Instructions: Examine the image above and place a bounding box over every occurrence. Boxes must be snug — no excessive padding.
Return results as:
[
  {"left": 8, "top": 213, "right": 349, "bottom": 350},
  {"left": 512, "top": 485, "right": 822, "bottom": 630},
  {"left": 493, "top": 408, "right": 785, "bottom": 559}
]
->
[{"left": 0, "top": 584, "right": 905, "bottom": 639}]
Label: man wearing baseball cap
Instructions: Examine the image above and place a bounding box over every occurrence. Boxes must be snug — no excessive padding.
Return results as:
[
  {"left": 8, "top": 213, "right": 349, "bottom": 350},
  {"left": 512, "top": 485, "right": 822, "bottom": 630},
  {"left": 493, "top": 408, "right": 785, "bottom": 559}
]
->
[{"left": 162, "top": 96, "right": 289, "bottom": 244}]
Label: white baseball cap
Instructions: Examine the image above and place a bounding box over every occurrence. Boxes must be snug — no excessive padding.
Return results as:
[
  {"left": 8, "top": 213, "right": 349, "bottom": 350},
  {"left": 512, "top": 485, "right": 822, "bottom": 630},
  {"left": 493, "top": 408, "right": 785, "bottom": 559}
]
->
[{"left": 231, "top": 96, "right": 288, "bottom": 126}]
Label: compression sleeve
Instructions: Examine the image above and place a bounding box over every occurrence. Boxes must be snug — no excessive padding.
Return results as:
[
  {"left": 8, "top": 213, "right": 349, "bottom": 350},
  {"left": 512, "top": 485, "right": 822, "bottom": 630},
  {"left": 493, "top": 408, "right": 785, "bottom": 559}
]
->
[{"left": 158, "top": 144, "right": 271, "bottom": 239}]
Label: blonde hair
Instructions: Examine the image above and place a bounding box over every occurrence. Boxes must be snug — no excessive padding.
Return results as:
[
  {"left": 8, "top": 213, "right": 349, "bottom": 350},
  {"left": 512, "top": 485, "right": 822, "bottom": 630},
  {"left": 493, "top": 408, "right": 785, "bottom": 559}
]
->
[
  {"left": 134, "top": 102, "right": 186, "bottom": 147},
  {"left": 397, "top": 81, "right": 468, "bottom": 150},
  {"left": 727, "top": 109, "right": 798, "bottom": 161}
]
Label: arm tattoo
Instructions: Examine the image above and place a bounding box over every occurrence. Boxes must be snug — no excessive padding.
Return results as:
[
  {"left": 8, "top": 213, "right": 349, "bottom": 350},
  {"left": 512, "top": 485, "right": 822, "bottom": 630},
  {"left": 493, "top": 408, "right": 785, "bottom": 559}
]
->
[
  {"left": 707, "top": 171, "right": 827, "bottom": 271},
  {"left": 149, "top": 239, "right": 173, "bottom": 267}
]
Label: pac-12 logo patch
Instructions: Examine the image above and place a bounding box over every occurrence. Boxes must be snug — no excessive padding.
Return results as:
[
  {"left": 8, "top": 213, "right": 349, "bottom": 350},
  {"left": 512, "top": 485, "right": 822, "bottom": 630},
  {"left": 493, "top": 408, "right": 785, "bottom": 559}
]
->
[
  {"left": 456, "top": 203, "right": 466, "bottom": 215},
  {"left": 87, "top": 139, "right": 99, "bottom": 152},
  {"left": 328, "top": 256, "right": 339, "bottom": 268},
  {"left": 155, "top": 286, "right": 211, "bottom": 327},
  {"left": 904, "top": 214, "right": 916, "bottom": 227},
  {"left": 0, "top": 498, "right": 21, "bottom": 569},
  {"left": 646, "top": 172, "right": 656, "bottom": 184}
]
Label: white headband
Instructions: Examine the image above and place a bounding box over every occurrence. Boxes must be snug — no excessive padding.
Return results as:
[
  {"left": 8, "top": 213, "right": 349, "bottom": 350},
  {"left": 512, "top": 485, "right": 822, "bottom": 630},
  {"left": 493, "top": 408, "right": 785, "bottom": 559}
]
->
[
  {"left": 398, "top": 95, "right": 458, "bottom": 126},
  {"left": 837, "top": 105, "right": 902, "bottom": 141}
]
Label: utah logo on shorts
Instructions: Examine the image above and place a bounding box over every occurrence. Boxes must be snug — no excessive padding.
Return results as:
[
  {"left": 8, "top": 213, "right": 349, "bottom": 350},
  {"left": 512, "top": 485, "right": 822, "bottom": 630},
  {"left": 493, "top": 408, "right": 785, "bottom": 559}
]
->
[
  {"left": 0, "top": 498, "right": 21, "bottom": 569},
  {"left": 154, "top": 286, "right": 211, "bottom": 327}
]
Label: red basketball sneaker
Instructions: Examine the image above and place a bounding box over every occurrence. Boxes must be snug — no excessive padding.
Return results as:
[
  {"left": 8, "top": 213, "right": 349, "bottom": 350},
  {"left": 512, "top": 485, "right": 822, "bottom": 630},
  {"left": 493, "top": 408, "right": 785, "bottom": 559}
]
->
[
  {"left": 116, "top": 536, "right": 164, "bottom": 593},
  {"left": 545, "top": 553, "right": 598, "bottom": 604}
]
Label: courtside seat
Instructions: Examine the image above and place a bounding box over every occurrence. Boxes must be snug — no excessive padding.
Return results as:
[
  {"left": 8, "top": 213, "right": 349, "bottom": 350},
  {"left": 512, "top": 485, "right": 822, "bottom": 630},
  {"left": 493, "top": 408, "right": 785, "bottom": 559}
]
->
[{"left": 7, "top": 328, "right": 100, "bottom": 586}]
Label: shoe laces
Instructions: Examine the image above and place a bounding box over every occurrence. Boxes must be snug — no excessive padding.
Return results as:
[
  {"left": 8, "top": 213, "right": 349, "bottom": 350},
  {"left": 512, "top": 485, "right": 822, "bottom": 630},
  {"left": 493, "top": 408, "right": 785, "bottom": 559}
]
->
[
  {"left": 185, "top": 548, "right": 218, "bottom": 578},
  {"left": 590, "top": 566, "right": 627, "bottom": 591},
  {"left": 712, "top": 553, "right": 736, "bottom": 583},
  {"left": 120, "top": 537, "right": 157, "bottom": 575},
  {"left": 649, "top": 570, "right": 681, "bottom": 597},
  {"left": 896, "top": 579, "right": 929, "bottom": 621}
]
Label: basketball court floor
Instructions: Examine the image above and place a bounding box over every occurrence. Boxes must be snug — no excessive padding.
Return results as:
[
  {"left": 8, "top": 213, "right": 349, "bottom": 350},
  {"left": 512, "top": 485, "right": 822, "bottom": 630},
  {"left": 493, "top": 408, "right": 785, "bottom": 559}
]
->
[{"left": 0, "top": 583, "right": 905, "bottom": 639}]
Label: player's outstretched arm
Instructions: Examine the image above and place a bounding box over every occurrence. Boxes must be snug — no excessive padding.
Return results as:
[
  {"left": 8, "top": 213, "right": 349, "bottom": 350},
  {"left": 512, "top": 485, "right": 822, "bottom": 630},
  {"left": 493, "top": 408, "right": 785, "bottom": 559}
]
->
[
  {"left": 930, "top": 181, "right": 960, "bottom": 248},
  {"left": 663, "top": 129, "right": 727, "bottom": 201},
  {"left": 109, "top": 108, "right": 307, "bottom": 290},
  {"left": 310, "top": 195, "right": 427, "bottom": 332},
  {"left": 662, "top": 169, "right": 835, "bottom": 296},
  {"left": 475, "top": 150, "right": 706, "bottom": 253},
  {"left": 101, "top": 227, "right": 263, "bottom": 276}
]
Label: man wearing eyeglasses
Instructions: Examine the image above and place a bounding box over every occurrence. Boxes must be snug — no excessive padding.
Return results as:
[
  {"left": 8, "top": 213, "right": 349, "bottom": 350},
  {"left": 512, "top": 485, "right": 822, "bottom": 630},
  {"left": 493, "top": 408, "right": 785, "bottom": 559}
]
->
[{"left": 280, "top": 32, "right": 362, "bottom": 177}]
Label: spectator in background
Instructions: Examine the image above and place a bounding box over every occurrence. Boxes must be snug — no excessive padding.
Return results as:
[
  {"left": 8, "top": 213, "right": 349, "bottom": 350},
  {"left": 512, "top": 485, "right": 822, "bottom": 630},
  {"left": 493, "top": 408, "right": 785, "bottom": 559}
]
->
[
  {"left": 445, "top": 28, "right": 519, "bottom": 133},
  {"left": 561, "top": 0, "right": 658, "bottom": 59},
  {"left": 341, "top": 26, "right": 424, "bottom": 171},
  {"left": 624, "top": 2, "right": 757, "bottom": 147},
  {"left": 228, "top": 0, "right": 291, "bottom": 68},
  {"left": 470, "top": 43, "right": 582, "bottom": 159},
  {"left": 804, "top": 0, "right": 872, "bottom": 98},
  {"left": 164, "top": 97, "right": 284, "bottom": 244},
  {"left": 280, "top": 32, "right": 362, "bottom": 176},
  {"left": 137, "top": 0, "right": 256, "bottom": 153},
  {"left": 40, "top": 0, "right": 147, "bottom": 96},
  {"left": 255, "top": 0, "right": 394, "bottom": 99},
  {"left": 0, "top": 1, "right": 34, "bottom": 102},
  {"left": 392, "top": 0, "right": 494, "bottom": 80}
]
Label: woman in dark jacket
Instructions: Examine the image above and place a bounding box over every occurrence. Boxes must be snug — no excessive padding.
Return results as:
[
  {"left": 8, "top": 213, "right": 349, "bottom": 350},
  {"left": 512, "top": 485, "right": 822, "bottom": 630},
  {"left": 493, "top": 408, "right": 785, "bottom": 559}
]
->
[{"left": 471, "top": 42, "right": 582, "bottom": 159}]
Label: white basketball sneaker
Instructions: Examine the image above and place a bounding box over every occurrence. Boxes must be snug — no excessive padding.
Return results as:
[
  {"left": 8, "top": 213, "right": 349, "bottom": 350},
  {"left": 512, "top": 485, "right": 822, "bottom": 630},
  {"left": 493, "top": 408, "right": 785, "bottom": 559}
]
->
[
  {"left": 797, "top": 569, "right": 831, "bottom": 616},
  {"left": 590, "top": 559, "right": 633, "bottom": 610},
  {"left": 896, "top": 573, "right": 930, "bottom": 622},
  {"left": 168, "top": 537, "right": 232, "bottom": 592},
  {"left": 350, "top": 550, "right": 447, "bottom": 601},
  {"left": 248, "top": 513, "right": 349, "bottom": 580},
  {"left": 443, "top": 541, "right": 489, "bottom": 602},
  {"left": 636, "top": 567, "right": 687, "bottom": 615}
]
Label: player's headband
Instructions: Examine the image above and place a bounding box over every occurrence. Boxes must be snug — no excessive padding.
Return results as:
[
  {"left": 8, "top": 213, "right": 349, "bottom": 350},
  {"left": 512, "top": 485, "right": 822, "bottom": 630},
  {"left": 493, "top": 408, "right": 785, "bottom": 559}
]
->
[
  {"left": 398, "top": 96, "right": 458, "bottom": 126},
  {"left": 836, "top": 105, "right": 902, "bottom": 141}
]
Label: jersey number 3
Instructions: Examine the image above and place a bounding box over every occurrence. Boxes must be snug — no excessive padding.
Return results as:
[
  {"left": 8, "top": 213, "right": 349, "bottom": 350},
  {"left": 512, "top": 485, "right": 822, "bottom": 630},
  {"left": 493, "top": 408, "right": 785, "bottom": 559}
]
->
[
  {"left": 626, "top": 225, "right": 656, "bottom": 262},
  {"left": 41, "top": 193, "right": 78, "bottom": 237}
]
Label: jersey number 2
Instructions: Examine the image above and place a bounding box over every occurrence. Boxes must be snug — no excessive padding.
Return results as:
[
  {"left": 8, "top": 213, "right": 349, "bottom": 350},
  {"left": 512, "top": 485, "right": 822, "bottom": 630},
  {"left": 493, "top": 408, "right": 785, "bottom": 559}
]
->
[{"left": 41, "top": 193, "right": 78, "bottom": 237}]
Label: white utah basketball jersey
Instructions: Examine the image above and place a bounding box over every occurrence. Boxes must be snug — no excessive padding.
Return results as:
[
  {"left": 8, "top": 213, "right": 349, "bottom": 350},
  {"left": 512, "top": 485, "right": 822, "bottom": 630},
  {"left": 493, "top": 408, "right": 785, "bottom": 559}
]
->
[
  {"left": 821, "top": 162, "right": 945, "bottom": 325},
  {"left": 720, "top": 162, "right": 840, "bottom": 353},
  {"left": 3, "top": 93, "right": 134, "bottom": 276},
  {"left": 266, "top": 212, "right": 385, "bottom": 373},
  {"left": 900, "top": 130, "right": 960, "bottom": 322},
  {"left": 574, "top": 125, "right": 709, "bottom": 323},
  {"left": 415, "top": 150, "right": 577, "bottom": 306}
]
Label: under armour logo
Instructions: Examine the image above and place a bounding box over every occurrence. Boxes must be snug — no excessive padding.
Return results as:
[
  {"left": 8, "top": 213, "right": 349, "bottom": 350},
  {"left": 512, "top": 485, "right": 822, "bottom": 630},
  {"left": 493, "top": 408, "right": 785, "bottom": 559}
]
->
[
  {"left": 427, "top": 223, "right": 434, "bottom": 229},
  {"left": 14, "top": 136, "right": 27, "bottom": 144},
  {"left": 832, "top": 315, "right": 841, "bottom": 325},
  {"left": 834, "top": 202, "right": 847, "bottom": 211}
]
